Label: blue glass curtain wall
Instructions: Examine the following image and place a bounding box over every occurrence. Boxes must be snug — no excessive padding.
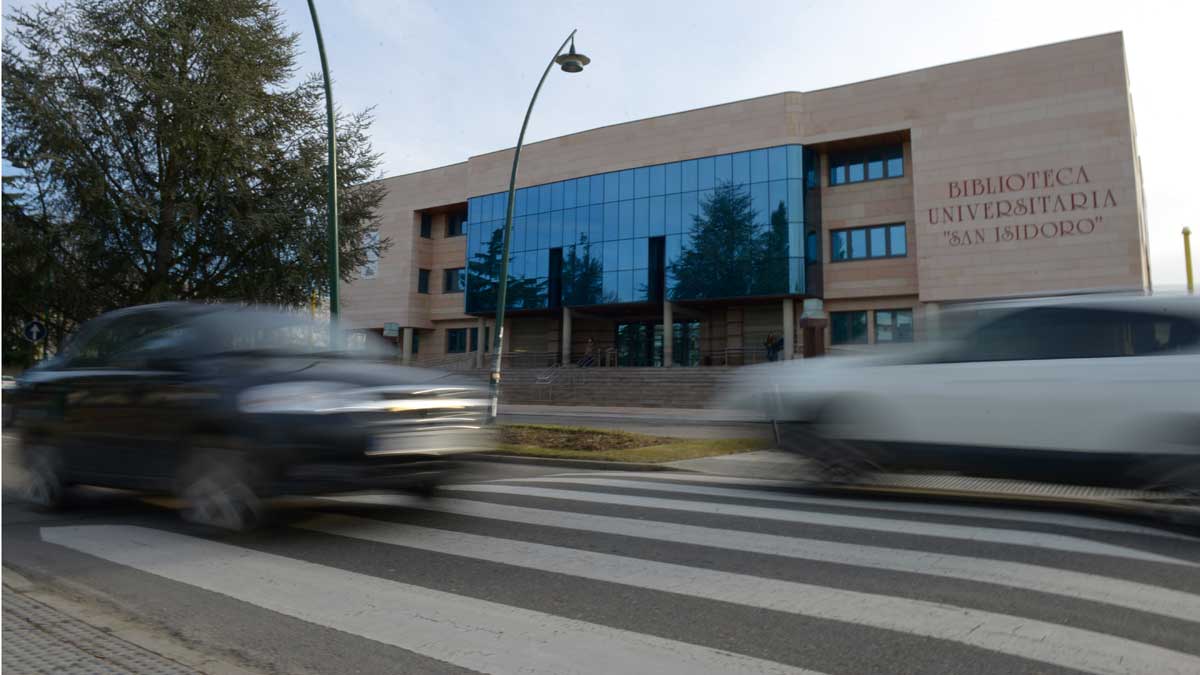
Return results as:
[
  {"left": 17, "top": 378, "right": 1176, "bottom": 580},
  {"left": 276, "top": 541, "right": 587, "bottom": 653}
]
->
[{"left": 465, "top": 144, "right": 820, "bottom": 313}]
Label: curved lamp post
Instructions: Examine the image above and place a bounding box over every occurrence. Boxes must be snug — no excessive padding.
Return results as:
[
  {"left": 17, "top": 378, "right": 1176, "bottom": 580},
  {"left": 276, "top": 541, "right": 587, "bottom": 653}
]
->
[
  {"left": 306, "top": 0, "right": 340, "bottom": 320},
  {"left": 489, "top": 31, "right": 590, "bottom": 419}
]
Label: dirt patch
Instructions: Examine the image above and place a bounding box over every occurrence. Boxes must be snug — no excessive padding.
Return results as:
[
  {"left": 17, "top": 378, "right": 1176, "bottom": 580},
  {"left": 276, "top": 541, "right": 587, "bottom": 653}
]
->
[{"left": 499, "top": 424, "right": 675, "bottom": 453}]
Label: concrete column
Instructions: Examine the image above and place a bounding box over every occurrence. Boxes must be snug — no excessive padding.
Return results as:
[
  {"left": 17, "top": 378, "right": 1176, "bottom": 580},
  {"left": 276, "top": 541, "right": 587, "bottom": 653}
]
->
[
  {"left": 476, "top": 317, "right": 485, "bottom": 368},
  {"left": 560, "top": 307, "right": 572, "bottom": 366},
  {"left": 782, "top": 298, "right": 795, "bottom": 360},
  {"left": 662, "top": 301, "right": 674, "bottom": 367},
  {"left": 866, "top": 310, "right": 876, "bottom": 345},
  {"left": 401, "top": 327, "right": 413, "bottom": 365}
]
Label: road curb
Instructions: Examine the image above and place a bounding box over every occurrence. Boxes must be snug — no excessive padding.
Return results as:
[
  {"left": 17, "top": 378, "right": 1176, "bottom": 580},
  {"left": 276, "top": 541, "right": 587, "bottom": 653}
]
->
[{"left": 465, "top": 453, "right": 692, "bottom": 472}]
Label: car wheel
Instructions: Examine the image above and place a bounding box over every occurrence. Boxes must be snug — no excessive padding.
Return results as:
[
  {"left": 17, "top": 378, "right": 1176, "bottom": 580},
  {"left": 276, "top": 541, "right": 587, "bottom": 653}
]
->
[
  {"left": 178, "top": 452, "right": 262, "bottom": 532},
  {"left": 776, "top": 422, "right": 873, "bottom": 484},
  {"left": 19, "top": 444, "right": 67, "bottom": 510}
]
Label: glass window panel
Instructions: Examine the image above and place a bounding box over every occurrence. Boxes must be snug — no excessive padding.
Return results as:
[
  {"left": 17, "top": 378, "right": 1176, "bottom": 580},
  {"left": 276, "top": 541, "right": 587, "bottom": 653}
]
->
[
  {"left": 768, "top": 146, "right": 787, "bottom": 181},
  {"left": 619, "top": 169, "right": 635, "bottom": 200},
  {"left": 537, "top": 248, "right": 549, "bottom": 277},
  {"left": 831, "top": 231, "right": 848, "bottom": 261},
  {"left": 867, "top": 153, "right": 884, "bottom": 180},
  {"left": 682, "top": 192, "right": 700, "bottom": 232},
  {"left": 848, "top": 160, "right": 865, "bottom": 182},
  {"left": 876, "top": 311, "right": 895, "bottom": 342},
  {"left": 681, "top": 159, "right": 698, "bottom": 192},
  {"left": 768, "top": 180, "right": 788, "bottom": 224},
  {"left": 648, "top": 195, "right": 665, "bottom": 237},
  {"left": 696, "top": 156, "right": 715, "bottom": 190},
  {"left": 562, "top": 207, "right": 576, "bottom": 244},
  {"left": 732, "top": 152, "right": 750, "bottom": 186},
  {"left": 664, "top": 193, "right": 682, "bottom": 234},
  {"left": 574, "top": 206, "right": 589, "bottom": 244},
  {"left": 830, "top": 163, "right": 846, "bottom": 186},
  {"left": 896, "top": 309, "right": 914, "bottom": 342},
  {"left": 537, "top": 184, "right": 551, "bottom": 213},
  {"left": 603, "top": 240, "right": 619, "bottom": 271},
  {"left": 511, "top": 191, "right": 526, "bottom": 217},
  {"left": 789, "top": 257, "right": 805, "bottom": 294},
  {"left": 850, "top": 229, "right": 867, "bottom": 259},
  {"left": 750, "top": 183, "right": 768, "bottom": 229},
  {"left": 750, "top": 149, "right": 769, "bottom": 183},
  {"left": 632, "top": 268, "right": 649, "bottom": 302},
  {"left": 512, "top": 216, "right": 527, "bottom": 252},
  {"left": 886, "top": 146, "right": 904, "bottom": 177},
  {"left": 604, "top": 202, "right": 619, "bottom": 240},
  {"left": 537, "top": 212, "right": 551, "bottom": 249},
  {"left": 467, "top": 196, "right": 479, "bottom": 223},
  {"left": 604, "top": 172, "right": 619, "bottom": 202},
  {"left": 869, "top": 226, "right": 887, "bottom": 257},
  {"left": 563, "top": 179, "right": 576, "bottom": 209},
  {"left": 788, "top": 222, "right": 803, "bottom": 260},
  {"left": 634, "top": 167, "right": 649, "bottom": 198},
  {"left": 664, "top": 162, "right": 682, "bottom": 194},
  {"left": 618, "top": 200, "right": 634, "bottom": 239},
  {"left": 618, "top": 238, "right": 634, "bottom": 270},
  {"left": 633, "top": 197, "right": 649, "bottom": 238},
  {"left": 889, "top": 224, "right": 907, "bottom": 256},
  {"left": 589, "top": 204, "right": 604, "bottom": 243},
  {"left": 602, "top": 271, "right": 617, "bottom": 303},
  {"left": 807, "top": 230, "right": 820, "bottom": 261},
  {"left": 550, "top": 210, "right": 564, "bottom": 248},
  {"left": 589, "top": 175, "right": 604, "bottom": 204},
  {"left": 786, "top": 145, "right": 804, "bottom": 179},
  {"left": 680, "top": 229, "right": 694, "bottom": 252},
  {"left": 714, "top": 154, "right": 732, "bottom": 185},
  {"left": 787, "top": 179, "right": 804, "bottom": 221},
  {"left": 666, "top": 234, "right": 682, "bottom": 267},
  {"left": 476, "top": 194, "right": 490, "bottom": 222},
  {"left": 619, "top": 270, "right": 634, "bottom": 303},
  {"left": 550, "top": 182, "right": 564, "bottom": 210},
  {"left": 634, "top": 237, "right": 648, "bottom": 269},
  {"left": 648, "top": 164, "right": 665, "bottom": 196}
]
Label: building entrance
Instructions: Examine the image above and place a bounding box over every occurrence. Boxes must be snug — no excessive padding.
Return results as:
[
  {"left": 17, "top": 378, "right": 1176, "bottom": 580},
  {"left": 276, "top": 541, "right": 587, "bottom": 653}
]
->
[{"left": 614, "top": 320, "right": 701, "bottom": 366}]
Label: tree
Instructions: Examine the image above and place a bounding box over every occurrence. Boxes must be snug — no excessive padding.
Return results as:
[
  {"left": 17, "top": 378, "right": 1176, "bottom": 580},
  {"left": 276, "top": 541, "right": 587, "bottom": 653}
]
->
[
  {"left": 2, "top": 0, "right": 388, "bottom": 356},
  {"left": 562, "top": 237, "right": 603, "bottom": 306},
  {"left": 465, "top": 228, "right": 542, "bottom": 313},
  {"left": 670, "top": 183, "right": 761, "bottom": 300}
]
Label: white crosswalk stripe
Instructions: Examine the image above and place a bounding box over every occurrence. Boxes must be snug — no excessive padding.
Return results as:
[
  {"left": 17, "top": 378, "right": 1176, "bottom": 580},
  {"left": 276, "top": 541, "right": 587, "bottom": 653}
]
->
[
  {"left": 38, "top": 471, "right": 1200, "bottom": 675},
  {"left": 443, "top": 483, "right": 1196, "bottom": 565},
  {"left": 326, "top": 493, "right": 1200, "bottom": 623},
  {"left": 297, "top": 513, "right": 1200, "bottom": 675}
]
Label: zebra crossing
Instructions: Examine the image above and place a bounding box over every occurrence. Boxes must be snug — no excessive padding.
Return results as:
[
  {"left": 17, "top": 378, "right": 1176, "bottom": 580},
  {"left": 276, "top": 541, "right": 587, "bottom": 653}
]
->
[{"left": 39, "top": 470, "right": 1200, "bottom": 675}]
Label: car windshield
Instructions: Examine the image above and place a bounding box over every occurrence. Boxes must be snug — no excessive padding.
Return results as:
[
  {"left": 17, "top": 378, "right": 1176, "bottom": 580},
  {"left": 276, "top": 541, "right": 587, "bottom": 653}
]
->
[{"left": 188, "top": 307, "right": 394, "bottom": 360}]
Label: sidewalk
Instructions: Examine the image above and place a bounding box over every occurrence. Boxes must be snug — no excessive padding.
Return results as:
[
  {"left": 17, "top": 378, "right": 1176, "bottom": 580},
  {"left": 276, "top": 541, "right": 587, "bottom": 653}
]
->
[{"left": 3, "top": 570, "right": 257, "bottom": 675}]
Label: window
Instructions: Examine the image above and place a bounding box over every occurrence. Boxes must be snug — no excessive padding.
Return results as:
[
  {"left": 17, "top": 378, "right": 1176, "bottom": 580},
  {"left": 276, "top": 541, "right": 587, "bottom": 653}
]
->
[
  {"left": 446, "top": 328, "right": 468, "bottom": 353},
  {"left": 446, "top": 211, "right": 467, "bottom": 238},
  {"left": 417, "top": 269, "right": 430, "bottom": 294},
  {"left": 412, "top": 331, "right": 420, "bottom": 354},
  {"left": 360, "top": 230, "right": 379, "bottom": 279},
  {"left": 830, "top": 223, "right": 907, "bottom": 261},
  {"left": 469, "top": 327, "right": 479, "bottom": 352},
  {"left": 67, "top": 312, "right": 184, "bottom": 368},
  {"left": 831, "top": 311, "right": 868, "bottom": 345},
  {"left": 828, "top": 144, "right": 903, "bottom": 185},
  {"left": 443, "top": 267, "right": 465, "bottom": 293},
  {"left": 420, "top": 213, "right": 432, "bottom": 238},
  {"left": 875, "top": 309, "right": 914, "bottom": 343}
]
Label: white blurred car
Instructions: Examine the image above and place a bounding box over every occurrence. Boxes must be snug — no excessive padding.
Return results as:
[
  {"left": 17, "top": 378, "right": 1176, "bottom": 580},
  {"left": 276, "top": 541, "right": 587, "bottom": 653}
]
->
[{"left": 725, "top": 294, "right": 1200, "bottom": 492}]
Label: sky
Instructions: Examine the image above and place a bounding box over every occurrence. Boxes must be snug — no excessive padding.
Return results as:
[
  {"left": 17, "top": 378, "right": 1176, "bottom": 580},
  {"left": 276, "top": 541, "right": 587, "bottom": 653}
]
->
[{"left": 6, "top": 0, "right": 1200, "bottom": 286}]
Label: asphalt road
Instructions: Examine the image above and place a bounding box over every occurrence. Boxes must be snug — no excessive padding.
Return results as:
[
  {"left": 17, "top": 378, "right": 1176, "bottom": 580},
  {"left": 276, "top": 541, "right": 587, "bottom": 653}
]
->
[{"left": 5, "top": 449, "right": 1200, "bottom": 674}]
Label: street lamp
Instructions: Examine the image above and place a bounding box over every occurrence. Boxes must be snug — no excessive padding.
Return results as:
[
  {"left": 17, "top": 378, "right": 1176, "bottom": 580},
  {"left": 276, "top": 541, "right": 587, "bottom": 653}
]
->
[
  {"left": 306, "top": 0, "right": 340, "bottom": 320},
  {"left": 489, "top": 30, "right": 590, "bottom": 419}
]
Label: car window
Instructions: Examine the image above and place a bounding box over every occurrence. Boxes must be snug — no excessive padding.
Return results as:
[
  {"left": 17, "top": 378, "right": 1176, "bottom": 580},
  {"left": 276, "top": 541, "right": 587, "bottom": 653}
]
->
[
  {"left": 947, "top": 307, "right": 1198, "bottom": 363},
  {"left": 65, "top": 312, "right": 184, "bottom": 368}
]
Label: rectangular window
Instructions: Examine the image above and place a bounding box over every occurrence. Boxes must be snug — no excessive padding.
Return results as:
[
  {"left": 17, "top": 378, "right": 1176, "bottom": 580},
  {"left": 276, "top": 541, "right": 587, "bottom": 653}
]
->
[
  {"left": 830, "top": 223, "right": 907, "bottom": 261},
  {"left": 417, "top": 268, "right": 430, "bottom": 294},
  {"left": 446, "top": 211, "right": 467, "bottom": 237},
  {"left": 828, "top": 144, "right": 904, "bottom": 186},
  {"left": 874, "top": 309, "right": 914, "bottom": 343},
  {"left": 831, "top": 311, "right": 868, "bottom": 345},
  {"left": 446, "top": 328, "right": 467, "bottom": 353},
  {"left": 469, "top": 327, "right": 479, "bottom": 352},
  {"left": 442, "top": 268, "right": 464, "bottom": 293},
  {"left": 360, "top": 230, "right": 379, "bottom": 279},
  {"left": 420, "top": 213, "right": 432, "bottom": 238}
]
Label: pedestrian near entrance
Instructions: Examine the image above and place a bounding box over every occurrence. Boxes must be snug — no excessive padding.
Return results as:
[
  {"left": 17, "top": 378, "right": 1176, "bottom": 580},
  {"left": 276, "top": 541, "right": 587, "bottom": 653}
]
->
[
  {"left": 764, "top": 333, "right": 778, "bottom": 362},
  {"left": 577, "top": 338, "right": 596, "bottom": 367}
]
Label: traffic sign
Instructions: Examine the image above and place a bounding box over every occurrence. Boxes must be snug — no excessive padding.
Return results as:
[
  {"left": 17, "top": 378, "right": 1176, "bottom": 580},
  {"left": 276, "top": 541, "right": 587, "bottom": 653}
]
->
[
  {"left": 382, "top": 322, "right": 400, "bottom": 337},
  {"left": 22, "top": 319, "right": 46, "bottom": 343}
]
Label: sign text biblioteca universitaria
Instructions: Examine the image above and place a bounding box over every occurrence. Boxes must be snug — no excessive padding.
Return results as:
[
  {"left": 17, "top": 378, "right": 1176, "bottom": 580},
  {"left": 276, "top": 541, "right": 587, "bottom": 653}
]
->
[{"left": 929, "top": 166, "right": 1118, "bottom": 247}]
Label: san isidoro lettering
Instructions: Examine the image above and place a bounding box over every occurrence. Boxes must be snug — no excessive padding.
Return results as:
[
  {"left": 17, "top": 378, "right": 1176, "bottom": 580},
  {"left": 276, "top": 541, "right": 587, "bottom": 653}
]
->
[{"left": 930, "top": 165, "right": 1118, "bottom": 248}]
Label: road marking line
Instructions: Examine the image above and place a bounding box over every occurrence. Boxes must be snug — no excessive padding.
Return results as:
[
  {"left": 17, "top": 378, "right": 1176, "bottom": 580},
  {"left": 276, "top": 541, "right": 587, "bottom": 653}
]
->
[
  {"left": 325, "top": 494, "right": 1200, "bottom": 623},
  {"left": 40, "top": 525, "right": 817, "bottom": 675},
  {"left": 300, "top": 513, "right": 1200, "bottom": 675},
  {"left": 487, "top": 476, "right": 1195, "bottom": 540},
  {"left": 440, "top": 484, "right": 1196, "bottom": 566}
]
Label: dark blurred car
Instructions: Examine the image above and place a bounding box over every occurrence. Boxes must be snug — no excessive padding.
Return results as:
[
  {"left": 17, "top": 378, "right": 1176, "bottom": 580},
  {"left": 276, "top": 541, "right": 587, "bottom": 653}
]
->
[
  {"left": 11, "top": 302, "right": 493, "bottom": 529},
  {"left": 724, "top": 294, "right": 1200, "bottom": 493},
  {"left": 2, "top": 375, "right": 16, "bottom": 428}
]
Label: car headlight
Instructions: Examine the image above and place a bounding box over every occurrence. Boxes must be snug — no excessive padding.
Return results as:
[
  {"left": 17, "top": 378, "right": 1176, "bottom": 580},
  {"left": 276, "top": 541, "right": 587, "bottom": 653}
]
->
[{"left": 237, "top": 382, "right": 360, "bottom": 414}]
